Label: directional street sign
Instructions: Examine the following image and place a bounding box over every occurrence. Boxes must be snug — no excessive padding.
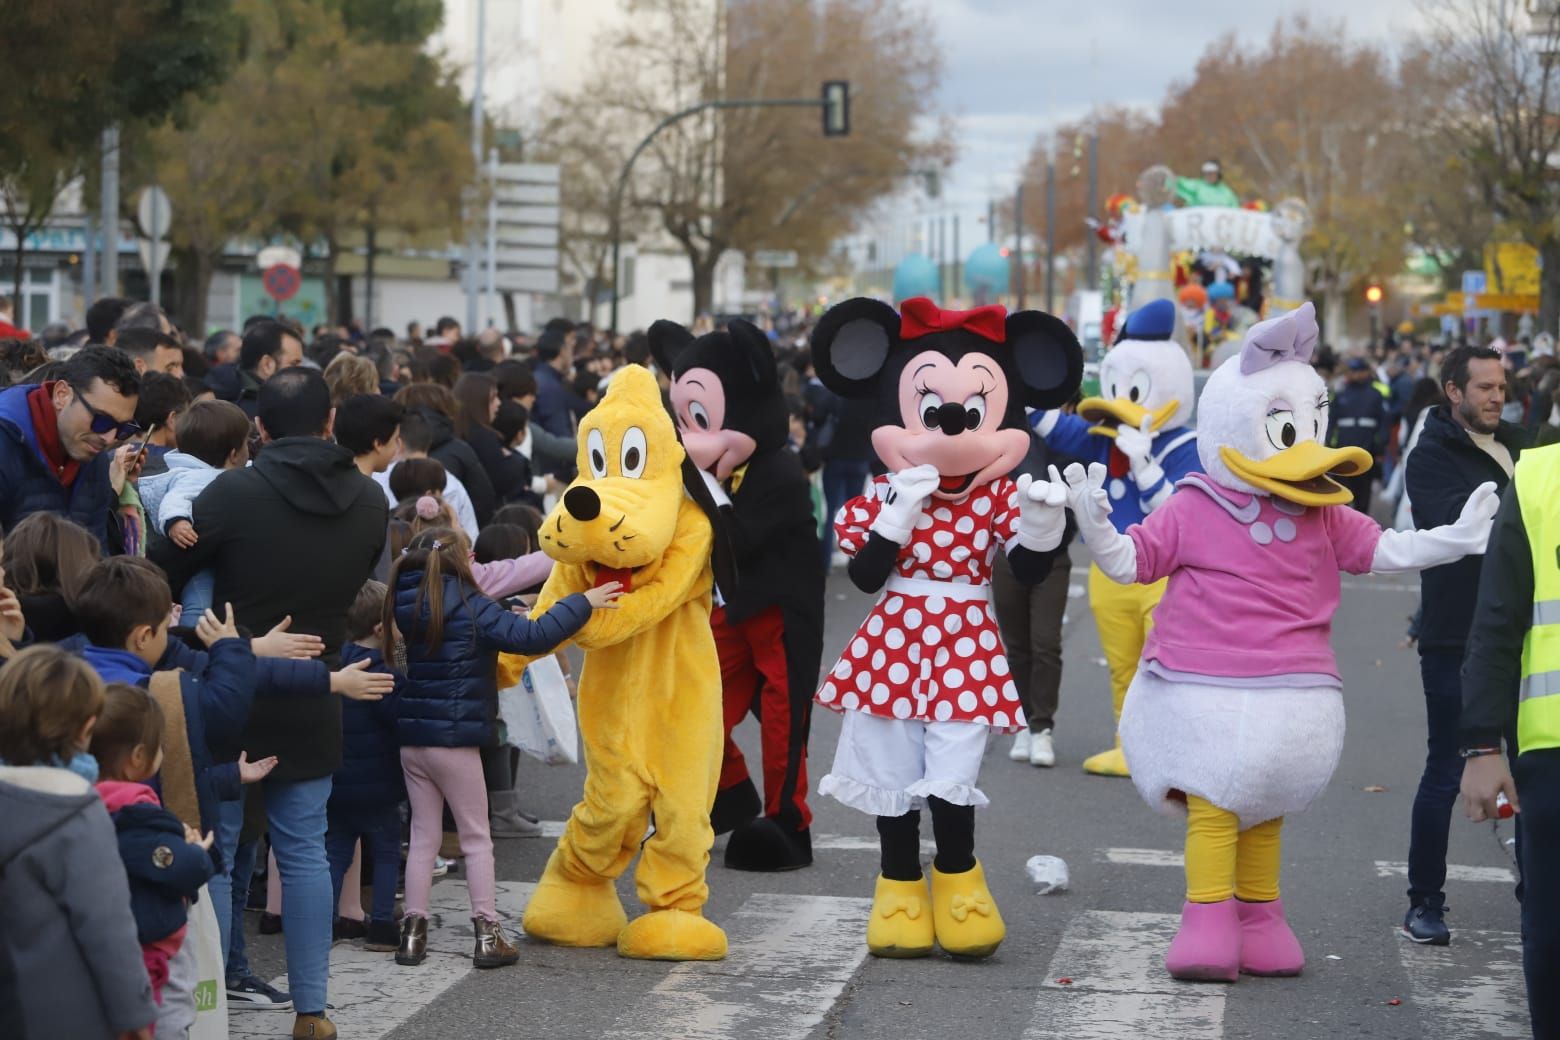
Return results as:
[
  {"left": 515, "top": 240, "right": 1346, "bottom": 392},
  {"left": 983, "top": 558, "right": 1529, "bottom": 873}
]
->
[
  {"left": 752, "top": 250, "right": 799, "bottom": 268},
  {"left": 490, "top": 163, "right": 560, "bottom": 296}
]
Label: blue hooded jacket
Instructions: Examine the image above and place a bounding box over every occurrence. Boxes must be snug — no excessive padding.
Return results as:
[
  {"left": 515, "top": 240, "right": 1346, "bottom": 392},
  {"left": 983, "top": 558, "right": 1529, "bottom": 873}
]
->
[
  {"left": 0, "top": 383, "right": 117, "bottom": 551},
  {"left": 330, "top": 643, "right": 403, "bottom": 811}
]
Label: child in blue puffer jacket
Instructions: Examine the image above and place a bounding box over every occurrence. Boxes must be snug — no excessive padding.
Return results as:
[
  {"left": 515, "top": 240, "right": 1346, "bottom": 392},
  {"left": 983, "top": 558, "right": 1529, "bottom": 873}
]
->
[{"left": 387, "top": 527, "right": 621, "bottom": 969}]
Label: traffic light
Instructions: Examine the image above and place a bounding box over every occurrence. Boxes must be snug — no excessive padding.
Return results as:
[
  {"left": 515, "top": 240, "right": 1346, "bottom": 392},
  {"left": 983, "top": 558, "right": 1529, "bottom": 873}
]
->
[
  {"left": 1364, "top": 283, "right": 1384, "bottom": 305},
  {"left": 822, "top": 81, "right": 850, "bottom": 137}
]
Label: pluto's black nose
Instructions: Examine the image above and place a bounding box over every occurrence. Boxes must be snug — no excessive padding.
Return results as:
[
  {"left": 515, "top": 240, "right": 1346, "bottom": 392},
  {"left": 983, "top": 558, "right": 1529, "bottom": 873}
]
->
[{"left": 564, "top": 485, "right": 602, "bottom": 522}]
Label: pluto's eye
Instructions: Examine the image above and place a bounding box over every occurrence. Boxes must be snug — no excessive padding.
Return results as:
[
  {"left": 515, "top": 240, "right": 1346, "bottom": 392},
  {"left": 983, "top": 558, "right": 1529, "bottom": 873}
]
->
[
  {"left": 587, "top": 428, "right": 608, "bottom": 478},
  {"left": 620, "top": 427, "right": 647, "bottom": 479}
]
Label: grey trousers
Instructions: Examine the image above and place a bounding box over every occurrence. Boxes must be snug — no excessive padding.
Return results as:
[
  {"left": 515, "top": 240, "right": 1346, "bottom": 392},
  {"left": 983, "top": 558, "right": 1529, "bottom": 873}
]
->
[{"left": 990, "top": 547, "right": 1070, "bottom": 733}]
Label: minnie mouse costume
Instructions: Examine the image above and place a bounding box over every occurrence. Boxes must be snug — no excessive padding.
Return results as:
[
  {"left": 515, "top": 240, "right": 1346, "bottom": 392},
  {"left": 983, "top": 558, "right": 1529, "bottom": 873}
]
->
[{"left": 809, "top": 296, "right": 1082, "bottom": 959}]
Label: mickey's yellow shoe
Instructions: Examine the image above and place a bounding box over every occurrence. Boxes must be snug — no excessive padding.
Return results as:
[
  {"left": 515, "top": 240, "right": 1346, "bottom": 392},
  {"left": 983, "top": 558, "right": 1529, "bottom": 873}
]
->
[
  {"left": 616, "top": 909, "right": 727, "bottom": 961},
  {"left": 521, "top": 850, "right": 627, "bottom": 948},
  {"left": 930, "top": 860, "right": 1005, "bottom": 959},
  {"left": 866, "top": 875, "right": 934, "bottom": 958},
  {"left": 1082, "top": 742, "right": 1130, "bottom": 778}
]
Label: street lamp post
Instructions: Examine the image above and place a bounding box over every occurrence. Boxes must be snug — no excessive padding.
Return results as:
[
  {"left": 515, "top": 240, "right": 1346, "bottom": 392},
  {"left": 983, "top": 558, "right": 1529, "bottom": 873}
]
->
[{"left": 607, "top": 82, "right": 849, "bottom": 332}]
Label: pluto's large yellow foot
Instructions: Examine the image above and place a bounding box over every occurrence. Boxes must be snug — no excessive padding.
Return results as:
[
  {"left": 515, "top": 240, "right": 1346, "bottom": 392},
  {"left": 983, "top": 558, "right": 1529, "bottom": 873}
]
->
[
  {"left": 520, "top": 851, "right": 626, "bottom": 948},
  {"left": 616, "top": 909, "right": 727, "bottom": 961}
]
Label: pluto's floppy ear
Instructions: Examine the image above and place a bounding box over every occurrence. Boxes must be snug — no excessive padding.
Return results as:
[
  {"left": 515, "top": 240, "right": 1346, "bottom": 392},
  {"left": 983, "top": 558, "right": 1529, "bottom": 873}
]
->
[
  {"left": 681, "top": 454, "right": 739, "bottom": 601},
  {"left": 810, "top": 297, "right": 900, "bottom": 398},
  {"left": 727, "top": 319, "right": 779, "bottom": 390},
  {"left": 1006, "top": 310, "right": 1084, "bottom": 410},
  {"left": 648, "top": 319, "right": 695, "bottom": 378}
]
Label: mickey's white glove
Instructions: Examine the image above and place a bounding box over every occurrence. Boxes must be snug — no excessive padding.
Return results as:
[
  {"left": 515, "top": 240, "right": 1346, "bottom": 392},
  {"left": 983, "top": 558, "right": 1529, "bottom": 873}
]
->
[
  {"left": 1060, "top": 463, "right": 1138, "bottom": 583},
  {"left": 1372, "top": 481, "right": 1500, "bottom": 573},
  {"left": 698, "top": 467, "right": 731, "bottom": 509},
  {"left": 1116, "top": 415, "right": 1170, "bottom": 508},
  {"left": 1013, "top": 472, "right": 1068, "bottom": 553},
  {"left": 871, "top": 463, "right": 941, "bottom": 545}
]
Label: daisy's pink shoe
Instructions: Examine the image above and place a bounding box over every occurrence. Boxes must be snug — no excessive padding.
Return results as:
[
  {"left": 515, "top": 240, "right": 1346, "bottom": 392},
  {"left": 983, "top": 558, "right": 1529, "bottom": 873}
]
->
[
  {"left": 1165, "top": 899, "right": 1241, "bottom": 983},
  {"left": 1236, "top": 898, "right": 1304, "bottom": 976}
]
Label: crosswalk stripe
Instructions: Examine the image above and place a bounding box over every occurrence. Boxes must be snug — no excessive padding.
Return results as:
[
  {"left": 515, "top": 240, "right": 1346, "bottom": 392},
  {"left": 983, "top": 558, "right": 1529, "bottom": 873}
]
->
[
  {"left": 229, "top": 881, "right": 534, "bottom": 1040},
  {"left": 599, "top": 893, "right": 872, "bottom": 1040},
  {"left": 1396, "top": 927, "right": 1528, "bottom": 1038},
  {"left": 1023, "top": 911, "right": 1224, "bottom": 1040},
  {"left": 1374, "top": 861, "right": 1516, "bottom": 884},
  {"left": 1102, "top": 847, "right": 1184, "bottom": 867}
]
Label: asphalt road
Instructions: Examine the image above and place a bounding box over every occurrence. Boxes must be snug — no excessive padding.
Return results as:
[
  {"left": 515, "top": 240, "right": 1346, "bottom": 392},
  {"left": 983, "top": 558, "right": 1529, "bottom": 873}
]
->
[{"left": 238, "top": 561, "right": 1528, "bottom": 1040}]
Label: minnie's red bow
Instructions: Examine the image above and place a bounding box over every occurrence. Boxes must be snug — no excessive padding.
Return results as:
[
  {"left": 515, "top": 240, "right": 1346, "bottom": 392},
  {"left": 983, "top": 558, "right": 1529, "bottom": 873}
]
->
[{"left": 899, "top": 296, "right": 1007, "bottom": 343}]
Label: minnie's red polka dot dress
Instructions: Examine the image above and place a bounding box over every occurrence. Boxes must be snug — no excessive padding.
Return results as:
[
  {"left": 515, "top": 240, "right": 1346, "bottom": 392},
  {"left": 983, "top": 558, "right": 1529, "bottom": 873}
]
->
[{"left": 816, "top": 475, "right": 1025, "bottom": 733}]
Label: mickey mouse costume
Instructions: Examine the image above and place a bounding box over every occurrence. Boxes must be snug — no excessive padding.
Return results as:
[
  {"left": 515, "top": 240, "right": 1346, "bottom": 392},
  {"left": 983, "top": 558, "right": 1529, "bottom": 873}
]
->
[
  {"left": 810, "top": 296, "right": 1082, "bottom": 959},
  {"left": 649, "top": 318, "right": 827, "bottom": 873}
]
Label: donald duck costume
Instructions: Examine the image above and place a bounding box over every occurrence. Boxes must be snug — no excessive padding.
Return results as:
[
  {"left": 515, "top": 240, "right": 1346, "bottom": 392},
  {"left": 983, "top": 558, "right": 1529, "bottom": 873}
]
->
[
  {"left": 1060, "top": 302, "right": 1498, "bottom": 982},
  {"left": 1031, "top": 298, "right": 1199, "bottom": 776}
]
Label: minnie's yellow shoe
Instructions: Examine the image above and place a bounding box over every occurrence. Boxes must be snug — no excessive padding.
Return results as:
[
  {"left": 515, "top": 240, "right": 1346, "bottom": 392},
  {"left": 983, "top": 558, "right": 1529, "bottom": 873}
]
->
[
  {"left": 930, "top": 860, "right": 1005, "bottom": 959},
  {"left": 866, "top": 875, "right": 934, "bottom": 958}
]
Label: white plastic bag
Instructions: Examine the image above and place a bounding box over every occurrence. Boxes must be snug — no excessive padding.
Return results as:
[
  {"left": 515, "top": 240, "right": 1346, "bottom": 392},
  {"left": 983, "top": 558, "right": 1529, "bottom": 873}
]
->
[
  {"left": 186, "top": 885, "right": 229, "bottom": 1040},
  {"left": 1025, "top": 855, "right": 1070, "bottom": 895},
  {"left": 499, "top": 655, "right": 579, "bottom": 765}
]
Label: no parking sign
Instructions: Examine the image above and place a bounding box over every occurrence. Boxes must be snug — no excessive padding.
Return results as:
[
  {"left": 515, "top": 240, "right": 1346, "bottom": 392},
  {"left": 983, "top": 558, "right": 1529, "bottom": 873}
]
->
[{"left": 262, "top": 264, "right": 301, "bottom": 303}]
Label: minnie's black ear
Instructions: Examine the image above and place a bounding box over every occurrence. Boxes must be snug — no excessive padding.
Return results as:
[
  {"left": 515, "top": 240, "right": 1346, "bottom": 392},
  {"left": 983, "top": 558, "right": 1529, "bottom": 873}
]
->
[
  {"left": 727, "top": 319, "right": 778, "bottom": 390},
  {"left": 810, "top": 298, "right": 900, "bottom": 397},
  {"left": 1006, "top": 310, "right": 1084, "bottom": 410},
  {"left": 648, "top": 320, "right": 695, "bottom": 378}
]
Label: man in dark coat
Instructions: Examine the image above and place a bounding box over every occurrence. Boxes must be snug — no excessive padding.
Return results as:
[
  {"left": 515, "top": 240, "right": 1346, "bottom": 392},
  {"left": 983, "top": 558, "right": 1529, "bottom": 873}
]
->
[
  {"left": 151, "top": 367, "right": 385, "bottom": 1037},
  {"left": 1400, "top": 343, "right": 1530, "bottom": 945},
  {"left": 1328, "top": 356, "right": 1388, "bottom": 512},
  {"left": 651, "top": 318, "right": 826, "bottom": 871}
]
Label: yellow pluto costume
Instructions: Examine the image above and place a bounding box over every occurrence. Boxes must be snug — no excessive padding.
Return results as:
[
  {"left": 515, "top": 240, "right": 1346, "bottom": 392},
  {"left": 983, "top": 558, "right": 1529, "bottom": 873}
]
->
[{"left": 520, "top": 365, "right": 728, "bottom": 961}]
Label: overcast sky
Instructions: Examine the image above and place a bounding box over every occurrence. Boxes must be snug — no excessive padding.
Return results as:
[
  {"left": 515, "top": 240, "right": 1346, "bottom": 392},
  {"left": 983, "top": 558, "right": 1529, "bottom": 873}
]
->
[{"left": 924, "top": 0, "right": 1427, "bottom": 215}]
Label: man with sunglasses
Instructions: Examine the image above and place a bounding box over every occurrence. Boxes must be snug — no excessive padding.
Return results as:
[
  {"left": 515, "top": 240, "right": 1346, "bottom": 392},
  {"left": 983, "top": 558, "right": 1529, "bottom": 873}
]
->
[{"left": 0, "top": 345, "right": 142, "bottom": 552}]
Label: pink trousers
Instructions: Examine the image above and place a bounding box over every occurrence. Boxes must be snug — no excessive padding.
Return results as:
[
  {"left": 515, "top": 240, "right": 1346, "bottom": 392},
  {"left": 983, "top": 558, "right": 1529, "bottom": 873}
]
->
[{"left": 400, "top": 745, "right": 497, "bottom": 921}]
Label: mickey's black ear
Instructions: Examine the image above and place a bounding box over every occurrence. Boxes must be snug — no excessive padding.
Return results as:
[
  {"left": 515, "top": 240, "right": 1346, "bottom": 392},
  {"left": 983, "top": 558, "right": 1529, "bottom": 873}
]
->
[
  {"left": 810, "top": 298, "right": 900, "bottom": 397},
  {"left": 727, "top": 319, "right": 778, "bottom": 389},
  {"left": 648, "top": 320, "right": 695, "bottom": 377},
  {"left": 1006, "top": 310, "right": 1084, "bottom": 409}
]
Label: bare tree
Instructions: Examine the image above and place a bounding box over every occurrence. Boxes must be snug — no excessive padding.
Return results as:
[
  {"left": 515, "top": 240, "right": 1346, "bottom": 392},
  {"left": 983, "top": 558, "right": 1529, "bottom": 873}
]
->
[{"left": 1418, "top": 0, "right": 1560, "bottom": 333}]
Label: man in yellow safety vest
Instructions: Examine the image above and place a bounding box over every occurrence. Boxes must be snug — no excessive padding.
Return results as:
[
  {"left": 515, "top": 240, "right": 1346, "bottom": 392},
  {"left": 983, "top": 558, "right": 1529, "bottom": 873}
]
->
[{"left": 1461, "top": 440, "right": 1560, "bottom": 1037}]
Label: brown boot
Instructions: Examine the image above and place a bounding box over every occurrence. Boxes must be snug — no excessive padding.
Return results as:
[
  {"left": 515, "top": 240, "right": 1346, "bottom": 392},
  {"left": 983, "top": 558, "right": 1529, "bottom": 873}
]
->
[
  {"left": 472, "top": 916, "right": 519, "bottom": 968},
  {"left": 396, "top": 915, "right": 428, "bottom": 966},
  {"left": 439, "top": 831, "right": 463, "bottom": 860},
  {"left": 292, "top": 1013, "right": 337, "bottom": 1039}
]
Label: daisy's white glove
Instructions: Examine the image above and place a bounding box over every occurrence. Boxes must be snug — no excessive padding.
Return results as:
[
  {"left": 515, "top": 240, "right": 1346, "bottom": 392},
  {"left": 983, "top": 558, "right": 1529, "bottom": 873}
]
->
[
  {"left": 1013, "top": 472, "right": 1069, "bottom": 553},
  {"left": 870, "top": 463, "right": 941, "bottom": 545},
  {"left": 1060, "top": 463, "right": 1138, "bottom": 583},
  {"left": 1372, "top": 481, "right": 1499, "bottom": 573}
]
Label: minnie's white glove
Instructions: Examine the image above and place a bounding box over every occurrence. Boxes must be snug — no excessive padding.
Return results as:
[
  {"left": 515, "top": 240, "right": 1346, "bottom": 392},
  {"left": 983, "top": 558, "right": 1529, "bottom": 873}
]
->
[
  {"left": 1013, "top": 472, "right": 1068, "bottom": 553},
  {"left": 1060, "top": 463, "right": 1139, "bottom": 583},
  {"left": 1372, "top": 481, "right": 1500, "bottom": 573},
  {"left": 870, "top": 464, "right": 941, "bottom": 545}
]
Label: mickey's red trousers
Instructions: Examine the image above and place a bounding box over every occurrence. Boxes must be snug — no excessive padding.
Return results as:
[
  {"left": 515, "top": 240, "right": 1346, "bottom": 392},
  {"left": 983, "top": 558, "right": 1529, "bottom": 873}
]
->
[{"left": 713, "top": 605, "right": 812, "bottom": 830}]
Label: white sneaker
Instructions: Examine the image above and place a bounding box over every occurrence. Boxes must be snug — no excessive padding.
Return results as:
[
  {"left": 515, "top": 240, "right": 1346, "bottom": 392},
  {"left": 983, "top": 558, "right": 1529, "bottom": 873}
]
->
[
  {"left": 1029, "top": 729, "right": 1056, "bottom": 768},
  {"left": 1009, "top": 730, "right": 1032, "bottom": 761}
]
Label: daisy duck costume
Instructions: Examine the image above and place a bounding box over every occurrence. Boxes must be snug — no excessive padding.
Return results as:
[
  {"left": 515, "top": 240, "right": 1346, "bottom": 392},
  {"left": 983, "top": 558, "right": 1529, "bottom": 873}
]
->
[
  {"left": 810, "top": 296, "right": 1082, "bottom": 960},
  {"left": 1060, "top": 302, "right": 1498, "bottom": 982},
  {"left": 1031, "top": 298, "right": 1200, "bottom": 777}
]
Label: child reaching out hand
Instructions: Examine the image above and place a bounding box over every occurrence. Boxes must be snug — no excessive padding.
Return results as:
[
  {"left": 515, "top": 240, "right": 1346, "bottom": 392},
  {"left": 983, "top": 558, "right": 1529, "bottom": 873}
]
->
[{"left": 386, "top": 527, "right": 621, "bottom": 969}]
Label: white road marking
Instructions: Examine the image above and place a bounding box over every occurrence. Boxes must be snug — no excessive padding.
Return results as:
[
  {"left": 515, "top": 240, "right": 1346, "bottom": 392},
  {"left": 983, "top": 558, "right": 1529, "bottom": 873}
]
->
[
  {"left": 229, "top": 881, "right": 534, "bottom": 1040},
  {"left": 1396, "top": 927, "right": 1528, "bottom": 1038},
  {"left": 1102, "top": 847, "right": 1185, "bottom": 868},
  {"left": 1374, "top": 861, "right": 1516, "bottom": 884},
  {"left": 599, "top": 893, "right": 872, "bottom": 1040},
  {"left": 1024, "top": 911, "right": 1224, "bottom": 1040}
]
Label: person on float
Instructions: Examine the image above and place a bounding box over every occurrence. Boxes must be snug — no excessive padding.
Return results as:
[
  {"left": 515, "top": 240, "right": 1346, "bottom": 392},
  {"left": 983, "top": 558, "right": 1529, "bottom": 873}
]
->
[
  {"left": 810, "top": 295, "right": 1082, "bottom": 960},
  {"left": 1030, "top": 298, "right": 1199, "bottom": 776},
  {"left": 1059, "top": 301, "right": 1497, "bottom": 982}
]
